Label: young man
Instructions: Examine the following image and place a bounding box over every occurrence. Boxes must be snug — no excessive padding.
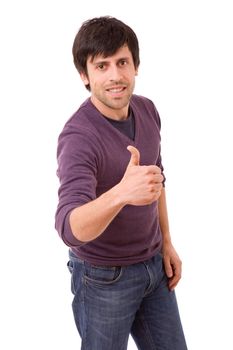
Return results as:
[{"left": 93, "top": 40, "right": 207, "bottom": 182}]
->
[{"left": 55, "top": 16, "right": 187, "bottom": 350}]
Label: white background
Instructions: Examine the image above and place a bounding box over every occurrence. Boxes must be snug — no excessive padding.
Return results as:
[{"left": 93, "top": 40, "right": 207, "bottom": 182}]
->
[{"left": 0, "top": 0, "right": 232, "bottom": 349}]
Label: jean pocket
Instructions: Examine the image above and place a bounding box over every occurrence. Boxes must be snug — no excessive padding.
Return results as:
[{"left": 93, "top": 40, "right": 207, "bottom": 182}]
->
[
  {"left": 67, "top": 260, "right": 74, "bottom": 274},
  {"left": 67, "top": 259, "right": 84, "bottom": 295},
  {"left": 84, "top": 264, "right": 124, "bottom": 286}
]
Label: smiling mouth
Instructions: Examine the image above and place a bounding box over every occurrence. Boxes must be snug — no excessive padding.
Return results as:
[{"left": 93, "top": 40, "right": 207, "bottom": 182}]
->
[{"left": 106, "top": 87, "right": 126, "bottom": 93}]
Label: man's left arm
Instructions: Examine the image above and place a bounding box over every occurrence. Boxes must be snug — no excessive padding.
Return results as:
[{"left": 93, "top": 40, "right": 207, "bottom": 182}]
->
[{"left": 158, "top": 187, "right": 182, "bottom": 291}]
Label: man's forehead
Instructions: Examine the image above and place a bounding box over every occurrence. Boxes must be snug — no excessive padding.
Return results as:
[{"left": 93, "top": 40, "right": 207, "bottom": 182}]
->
[{"left": 89, "top": 45, "right": 132, "bottom": 63}]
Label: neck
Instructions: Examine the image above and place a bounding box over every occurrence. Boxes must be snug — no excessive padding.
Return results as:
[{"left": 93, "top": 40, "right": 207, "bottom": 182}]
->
[{"left": 90, "top": 96, "right": 129, "bottom": 121}]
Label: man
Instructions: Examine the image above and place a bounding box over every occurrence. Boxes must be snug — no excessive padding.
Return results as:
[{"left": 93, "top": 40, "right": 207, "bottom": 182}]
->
[{"left": 55, "top": 16, "right": 187, "bottom": 350}]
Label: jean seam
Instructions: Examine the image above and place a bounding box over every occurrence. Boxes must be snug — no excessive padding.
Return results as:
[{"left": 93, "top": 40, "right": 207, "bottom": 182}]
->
[
  {"left": 84, "top": 266, "right": 124, "bottom": 286},
  {"left": 82, "top": 279, "right": 90, "bottom": 349},
  {"left": 134, "top": 314, "right": 158, "bottom": 350}
]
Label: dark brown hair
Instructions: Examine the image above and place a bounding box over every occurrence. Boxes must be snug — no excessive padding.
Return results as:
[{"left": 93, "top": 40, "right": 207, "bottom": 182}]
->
[{"left": 72, "top": 16, "right": 140, "bottom": 90}]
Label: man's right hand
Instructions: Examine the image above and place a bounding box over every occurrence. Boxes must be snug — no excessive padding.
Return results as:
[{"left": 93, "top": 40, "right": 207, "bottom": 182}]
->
[
  {"left": 69, "top": 145, "right": 163, "bottom": 242},
  {"left": 118, "top": 146, "right": 164, "bottom": 206}
]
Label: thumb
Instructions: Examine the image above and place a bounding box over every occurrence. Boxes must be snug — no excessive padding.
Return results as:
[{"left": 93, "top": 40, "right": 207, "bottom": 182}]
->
[{"left": 127, "top": 145, "right": 140, "bottom": 167}]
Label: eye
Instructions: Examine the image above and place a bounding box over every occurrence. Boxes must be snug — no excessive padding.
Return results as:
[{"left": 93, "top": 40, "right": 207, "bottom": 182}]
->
[
  {"left": 119, "top": 59, "right": 127, "bottom": 66},
  {"left": 97, "top": 63, "right": 106, "bottom": 70}
]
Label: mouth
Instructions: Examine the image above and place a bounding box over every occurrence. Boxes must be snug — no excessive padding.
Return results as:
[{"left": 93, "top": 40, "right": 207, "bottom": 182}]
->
[{"left": 106, "top": 86, "right": 127, "bottom": 95}]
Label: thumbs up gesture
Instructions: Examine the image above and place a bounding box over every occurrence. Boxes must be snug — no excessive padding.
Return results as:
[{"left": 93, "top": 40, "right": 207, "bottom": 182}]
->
[
  {"left": 126, "top": 145, "right": 140, "bottom": 167},
  {"left": 119, "top": 146, "right": 164, "bottom": 206}
]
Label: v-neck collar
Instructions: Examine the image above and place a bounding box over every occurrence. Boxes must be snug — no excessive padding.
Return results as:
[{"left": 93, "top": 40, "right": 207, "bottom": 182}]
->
[{"left": 87, "top": 98, "right": 140, "bottom": 145}]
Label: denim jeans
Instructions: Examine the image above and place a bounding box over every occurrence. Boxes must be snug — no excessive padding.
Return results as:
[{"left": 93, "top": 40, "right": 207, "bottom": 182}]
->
[{"left": 67, "top": 250, "right": 187, "bottom": 350}]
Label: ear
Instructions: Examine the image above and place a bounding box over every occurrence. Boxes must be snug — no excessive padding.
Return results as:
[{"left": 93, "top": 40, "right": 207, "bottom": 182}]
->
[
  {"left": 135, "top": 67, "right": 139, "bottom": 76},
  {"left": 80, "top": 72, "right": 89, "bottom": 85}
]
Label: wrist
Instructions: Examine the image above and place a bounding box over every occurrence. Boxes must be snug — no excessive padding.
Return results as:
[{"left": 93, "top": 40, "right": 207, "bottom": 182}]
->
[
  {"left": 162, "top": 232, "right": 172, "bottom": 245},
  {"left": 104, "top": 183, "right": 128, "bottom": 208}
]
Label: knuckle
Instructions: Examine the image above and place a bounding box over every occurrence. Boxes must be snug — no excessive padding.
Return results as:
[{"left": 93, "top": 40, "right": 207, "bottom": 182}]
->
[
  {"left": 155, "top": 183, "right": 162, "bottom": 191},
  {"left": 155, "top": 166, "right": 161, "bottom": 174}
]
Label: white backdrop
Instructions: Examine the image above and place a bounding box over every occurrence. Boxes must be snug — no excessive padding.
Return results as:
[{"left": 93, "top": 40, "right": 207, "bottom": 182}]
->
[{"left": 0, "top": 1, "right": 232, "bottom": 349}]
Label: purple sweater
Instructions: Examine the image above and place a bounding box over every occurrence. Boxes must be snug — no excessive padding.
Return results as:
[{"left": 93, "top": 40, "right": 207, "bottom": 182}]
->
[{"left": 55, "top": 95, "right": 165, "bottom": 266}]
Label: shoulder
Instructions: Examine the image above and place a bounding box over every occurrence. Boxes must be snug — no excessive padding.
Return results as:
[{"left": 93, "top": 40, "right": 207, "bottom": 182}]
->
[
  {"left": 57, "top": 99, "right": 103, "bottom": 157},
  {"left": 59, "top": 98, "right": 103, "bottom": 141},
  {"left": 130, "top": 94, "right": 161, "bottom": 126},
  {"left": 130, "top": 94, "right": 154, "bottom": 105},
  {"left": 63, "top": 98, "right": 95, "bottom": 130}
]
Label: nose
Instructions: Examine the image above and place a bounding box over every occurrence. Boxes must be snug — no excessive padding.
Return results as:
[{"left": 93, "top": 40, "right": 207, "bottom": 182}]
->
[{"left": 109, "top": 65, "right": 122, "bottom": 81}]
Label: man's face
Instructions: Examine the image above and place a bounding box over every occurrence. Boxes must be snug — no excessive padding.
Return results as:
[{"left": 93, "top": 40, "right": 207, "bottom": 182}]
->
[{"left": 80, "top": 45, "right": 138, "bottom": 120}]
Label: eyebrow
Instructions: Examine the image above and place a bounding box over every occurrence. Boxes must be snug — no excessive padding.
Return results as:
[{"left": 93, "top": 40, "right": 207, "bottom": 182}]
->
[{"left": 91, "top": 56, "right": 130, "bottom": 65}]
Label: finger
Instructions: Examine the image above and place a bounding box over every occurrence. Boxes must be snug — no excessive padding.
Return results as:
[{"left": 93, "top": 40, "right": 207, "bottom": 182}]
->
[
  {"left": 168, "top": 266, "right": 182, "bottom": 290},
  {"left": 127, "top": 145, "right": 140, "bottom": 167},
  {"left": 168, "top": 274, "right": 181, "bottom": 291},
  {"left": 164, "top": 258, "right": 173, "bottom": 279},
  {"left": 143, "top": 165, "right": 162, "bottom": 174},
  {"left": 150, "top": 174, "right": 164, "bottom": 184}
]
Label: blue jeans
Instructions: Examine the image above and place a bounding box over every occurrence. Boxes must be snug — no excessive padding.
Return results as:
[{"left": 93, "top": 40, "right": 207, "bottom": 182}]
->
[{"left": 67, "top": 250, "right": 187, "bottom": 350}]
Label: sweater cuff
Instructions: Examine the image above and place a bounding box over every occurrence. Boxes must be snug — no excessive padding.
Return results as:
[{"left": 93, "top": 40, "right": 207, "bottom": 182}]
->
[{"left": 62, "top": 211, "right": 85, "bottom": 247}]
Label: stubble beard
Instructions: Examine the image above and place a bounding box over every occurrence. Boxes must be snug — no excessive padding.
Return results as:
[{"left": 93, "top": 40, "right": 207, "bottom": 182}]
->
[{"left": 98, "top": 83, "right": 134, "bottom": 111}]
